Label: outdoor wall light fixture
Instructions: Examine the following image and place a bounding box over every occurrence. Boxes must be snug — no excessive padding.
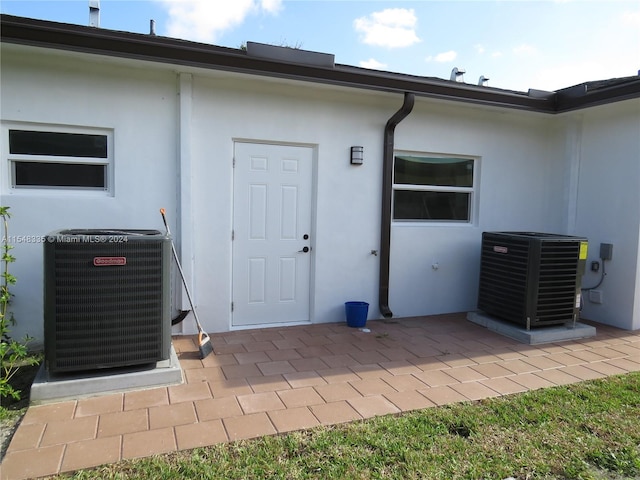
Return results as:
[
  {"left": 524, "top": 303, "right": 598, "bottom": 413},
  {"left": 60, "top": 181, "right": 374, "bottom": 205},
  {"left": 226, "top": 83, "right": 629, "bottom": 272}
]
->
[{"left": 350, "top": 146, "right": 364, "bottom": 165}]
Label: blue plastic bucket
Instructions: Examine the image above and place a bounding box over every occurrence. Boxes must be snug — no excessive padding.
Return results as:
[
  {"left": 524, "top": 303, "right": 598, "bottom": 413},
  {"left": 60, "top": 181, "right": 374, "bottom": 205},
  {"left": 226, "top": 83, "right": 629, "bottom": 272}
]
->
[{"left": 345, "top": 301, "right": 369, "bottom": 328}]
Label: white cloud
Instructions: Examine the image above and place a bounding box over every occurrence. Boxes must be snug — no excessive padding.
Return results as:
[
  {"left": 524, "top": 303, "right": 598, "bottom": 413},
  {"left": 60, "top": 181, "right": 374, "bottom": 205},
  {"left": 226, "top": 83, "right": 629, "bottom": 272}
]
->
[
  {"left": 260, "top": 0, "right": 282, "bottom": 15},
  {"left": 359, "top": 58, "right": 388, "bottom": 69},
  {"left": 474, "top": 44, "right": 485, "bottom": 54},
  {"left": 512, "top": 44, "right": 538, "bottom": 56},
  {"left": 531, "top": 60, "right": 638, "bottom": 92},
  {"left": 491, "top": 51, "right": 503, "bottom": 58},
  {"left": 434, "top": 50, "right": 457, "bottom": 63},
  {"left": 425, "top": 51, "right": 457, "bottom": 63},
  {"left": 529, "top": 62, "right": 603, "bottom": 91},
  {"left": 621, "top": 10, "right": 640, "bottom": 26},
  {"left": 353, "top": 8, "right": 421, "bottom": 48},
  {"left": 158, "top": 0, "right": 282, "bottom": 43}
]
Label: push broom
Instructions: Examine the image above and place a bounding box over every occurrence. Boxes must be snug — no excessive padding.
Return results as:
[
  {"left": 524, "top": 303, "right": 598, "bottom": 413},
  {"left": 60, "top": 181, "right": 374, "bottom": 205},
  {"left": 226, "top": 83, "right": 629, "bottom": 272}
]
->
[{"left": 160, "top": 208, "right": 213, "bottom": 359}]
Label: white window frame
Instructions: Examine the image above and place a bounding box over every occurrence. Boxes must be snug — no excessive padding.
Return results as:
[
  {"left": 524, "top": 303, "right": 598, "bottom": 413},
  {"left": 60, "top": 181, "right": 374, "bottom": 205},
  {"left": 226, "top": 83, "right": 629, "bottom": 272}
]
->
[
  {"left": 2, "top": 122, "right": 114, "bottom": 196},
  {"left": 392, "top": 151, "right": 480, "bottom": 225}
]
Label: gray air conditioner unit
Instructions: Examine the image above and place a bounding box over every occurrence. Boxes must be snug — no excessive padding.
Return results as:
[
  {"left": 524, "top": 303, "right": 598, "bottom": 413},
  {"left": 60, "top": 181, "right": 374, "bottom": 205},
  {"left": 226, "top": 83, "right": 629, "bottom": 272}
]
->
[
  {"left": 477, "top": 232, "right": 588, "bottom": 329},
  {"left": 44, "top": 229, "right": 171, "bottom": 373}
]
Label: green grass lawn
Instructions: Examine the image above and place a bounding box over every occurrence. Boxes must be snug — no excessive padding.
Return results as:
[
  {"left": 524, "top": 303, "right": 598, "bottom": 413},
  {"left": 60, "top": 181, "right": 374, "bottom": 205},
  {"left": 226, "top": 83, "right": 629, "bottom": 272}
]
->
[{"left": 52, "top": 372, "right": 640, "bottom": 480}]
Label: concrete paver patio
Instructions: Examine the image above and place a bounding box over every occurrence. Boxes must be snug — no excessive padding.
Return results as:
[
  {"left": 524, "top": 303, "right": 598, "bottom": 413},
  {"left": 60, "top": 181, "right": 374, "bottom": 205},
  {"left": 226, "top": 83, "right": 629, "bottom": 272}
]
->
[{"left": 1, "top": 313, "right": 639, "bottom": 479}]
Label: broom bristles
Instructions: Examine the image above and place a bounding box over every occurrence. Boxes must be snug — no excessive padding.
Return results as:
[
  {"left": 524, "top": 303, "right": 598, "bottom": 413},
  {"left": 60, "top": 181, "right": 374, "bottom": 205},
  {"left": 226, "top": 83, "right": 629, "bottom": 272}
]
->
[{"left": 198, "top": 332, "right": 213, "bottom": 359}]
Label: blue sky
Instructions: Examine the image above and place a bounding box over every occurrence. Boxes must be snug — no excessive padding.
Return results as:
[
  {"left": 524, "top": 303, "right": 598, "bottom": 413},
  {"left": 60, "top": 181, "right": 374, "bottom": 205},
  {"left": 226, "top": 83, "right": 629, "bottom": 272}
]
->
[{"left": 2, "top": 1, "right": 639, "bottom": 92}]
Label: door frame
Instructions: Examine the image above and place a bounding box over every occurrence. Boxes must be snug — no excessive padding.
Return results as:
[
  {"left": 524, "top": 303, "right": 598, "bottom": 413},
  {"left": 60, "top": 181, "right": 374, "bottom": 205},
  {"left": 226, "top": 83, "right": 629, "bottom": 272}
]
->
[{"left": 230, "top": 139, "right": 318, "bottom": 330}]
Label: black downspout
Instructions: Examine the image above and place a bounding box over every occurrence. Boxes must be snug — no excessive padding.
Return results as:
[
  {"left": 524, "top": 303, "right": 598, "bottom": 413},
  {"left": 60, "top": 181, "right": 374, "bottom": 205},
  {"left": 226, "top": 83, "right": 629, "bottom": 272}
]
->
[{"left": 379, "top": 92, "right": 415, "bottom": 318}]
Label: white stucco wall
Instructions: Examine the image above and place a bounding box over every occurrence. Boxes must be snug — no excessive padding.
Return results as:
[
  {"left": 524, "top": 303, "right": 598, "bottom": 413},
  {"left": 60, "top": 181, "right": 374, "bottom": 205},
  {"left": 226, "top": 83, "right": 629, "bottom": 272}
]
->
[
  {"left": 2, "top": 42, "right": 638, "bottom": 345},
  {"left": 184, "top": 74, "right": 566, "bottom": 333},
  {"left": 1, "top": 46, "right": 179, "bottom": 345},
  {"left": 184, "top": 75, "right": 395, "bottom": 333},
  {"left": 389, "top": 103, "right": 564, "bottom": 318},
  {"left": 568, "top": 100, "right": 640, "bottom": 330}
]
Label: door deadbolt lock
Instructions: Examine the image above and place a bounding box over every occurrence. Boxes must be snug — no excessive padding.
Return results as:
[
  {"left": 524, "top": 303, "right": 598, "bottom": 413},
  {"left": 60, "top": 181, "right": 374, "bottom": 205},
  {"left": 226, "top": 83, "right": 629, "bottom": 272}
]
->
[{"left": 303, "top": 234, "right": 309, "bottom": 240}]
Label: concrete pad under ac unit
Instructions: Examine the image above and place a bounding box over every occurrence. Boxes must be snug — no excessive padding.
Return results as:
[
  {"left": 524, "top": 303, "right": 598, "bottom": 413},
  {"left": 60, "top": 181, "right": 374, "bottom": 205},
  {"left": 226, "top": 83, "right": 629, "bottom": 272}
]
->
[
  {"left": 30, "top": 345, "right": 183, "bottom": 405},
  {"left": 467, "top": 311, "right": 596, "bottom": 345}
]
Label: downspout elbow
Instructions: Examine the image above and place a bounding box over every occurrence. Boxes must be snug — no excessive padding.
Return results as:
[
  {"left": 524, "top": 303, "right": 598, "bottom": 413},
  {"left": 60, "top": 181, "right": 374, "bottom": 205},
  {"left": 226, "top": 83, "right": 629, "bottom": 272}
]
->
[{"left": 379, "top": 92, "right": 415, "bottom": 318}]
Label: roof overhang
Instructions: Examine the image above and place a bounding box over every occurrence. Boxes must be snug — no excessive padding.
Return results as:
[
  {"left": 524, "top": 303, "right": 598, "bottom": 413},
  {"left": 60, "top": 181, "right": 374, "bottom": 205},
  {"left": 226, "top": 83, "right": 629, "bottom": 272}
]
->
[
  {"left": 1, "top": 14, "right": 639, "bottom": 114},
  {"left": 555, "top": 79, "right": 640, "bottom": 112}
]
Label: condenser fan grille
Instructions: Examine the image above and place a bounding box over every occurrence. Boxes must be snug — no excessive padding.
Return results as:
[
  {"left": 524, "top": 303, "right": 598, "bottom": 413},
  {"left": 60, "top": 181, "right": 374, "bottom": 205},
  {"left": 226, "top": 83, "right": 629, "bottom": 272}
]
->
[
  {"left": 478, "top": 236, "right": 530, "bottom": 323},
  {"left": 44, "top": 230, "right": 171, "bottom": 373},
  {"left": 478, "top": 232, "right": 587, "bottom": 328},
  {"left": 536, "top": 242, "right": 582, "bottom": 323}
]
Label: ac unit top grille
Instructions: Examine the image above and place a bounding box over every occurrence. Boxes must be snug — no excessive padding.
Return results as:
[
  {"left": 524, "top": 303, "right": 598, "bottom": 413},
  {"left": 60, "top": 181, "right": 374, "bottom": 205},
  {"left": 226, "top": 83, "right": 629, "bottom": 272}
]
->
[{"left": 54, "top": 229, "right": 163, "bottom": 236}]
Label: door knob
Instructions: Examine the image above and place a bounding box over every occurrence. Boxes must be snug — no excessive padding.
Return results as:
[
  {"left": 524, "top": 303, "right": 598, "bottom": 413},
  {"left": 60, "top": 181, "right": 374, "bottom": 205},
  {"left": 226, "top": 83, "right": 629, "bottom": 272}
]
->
[{"left": 298, "top": 246, "right": 310, "bottom": 253}]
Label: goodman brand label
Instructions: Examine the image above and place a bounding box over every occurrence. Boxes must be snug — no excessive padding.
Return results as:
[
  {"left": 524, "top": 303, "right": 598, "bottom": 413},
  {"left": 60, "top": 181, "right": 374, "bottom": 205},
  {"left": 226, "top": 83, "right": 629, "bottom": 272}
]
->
[
  {"left": 493, "top": 246, "right": 508, "bottom": 254},
  {"left": 93, "top": 257, "right": 127, "bottom": 266}
]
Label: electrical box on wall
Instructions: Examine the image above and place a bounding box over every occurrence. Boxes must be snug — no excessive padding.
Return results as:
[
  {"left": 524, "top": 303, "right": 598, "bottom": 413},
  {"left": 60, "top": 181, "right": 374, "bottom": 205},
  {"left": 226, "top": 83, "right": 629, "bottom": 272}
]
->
[
  {"left": 600, "top": 243, "right": 613, "bottom": 261},
  {"left": 589, "top": 290, "right": 603, "bottom": 304}
]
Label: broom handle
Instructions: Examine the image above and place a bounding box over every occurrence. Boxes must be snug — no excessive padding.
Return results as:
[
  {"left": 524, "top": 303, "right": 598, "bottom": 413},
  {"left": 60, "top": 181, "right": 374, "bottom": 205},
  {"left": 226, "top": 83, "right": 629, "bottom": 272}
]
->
[{"left": 160, "top": 208, "right": 205, "bottom": 334}]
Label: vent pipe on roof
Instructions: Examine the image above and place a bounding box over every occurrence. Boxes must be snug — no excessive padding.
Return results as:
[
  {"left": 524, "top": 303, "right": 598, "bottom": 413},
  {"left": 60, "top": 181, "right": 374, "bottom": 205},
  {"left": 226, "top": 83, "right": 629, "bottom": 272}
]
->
[
  {"left": 89, "top": 0, "right": 100, "bottom": 27},
  {"left": 478, "top": 75, "right": 490, "bottom": 86},
  {"left": 450, "top": 67, "right": 465, "bottom": 82},
  {"left": 379, "top": 92, "right": 415, "bottom": 318},
  {"left": 150, "top": 19, "right": 156, "bottom": 36}
]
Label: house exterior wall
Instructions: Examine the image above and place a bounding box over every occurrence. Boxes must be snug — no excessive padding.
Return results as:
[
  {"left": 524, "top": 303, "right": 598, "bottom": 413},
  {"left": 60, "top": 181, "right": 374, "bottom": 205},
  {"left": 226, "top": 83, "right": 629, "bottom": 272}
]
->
[
  {"left": 1, "top": 43, "right": 638, "bottom": 347},
  {"left": 180, "top": 73, "right": 566, "bottom": 333},
  {"left": 0, "top": 46, "right": 180, "bottom": 345},
  {"left": 389, "top": 103, "right": 565, "bottom": 318},
  {"left": 568, "top": 100, "right": 640, "bottom": 330},
  {"left": 185, "top": 75, "right": 397, "bottom": 334}
]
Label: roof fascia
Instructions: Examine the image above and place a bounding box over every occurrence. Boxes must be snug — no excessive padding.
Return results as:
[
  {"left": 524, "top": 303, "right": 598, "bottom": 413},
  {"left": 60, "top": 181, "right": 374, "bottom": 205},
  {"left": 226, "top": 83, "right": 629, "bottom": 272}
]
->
[
  {"left": 2, "top": 14, "right": 638, "bottom": 113},
  {"left": 555, "top": 80, "right": 640, "bottom": 112},
  {"left": 1, "top": 14, "right": 556, "bottom": 113}
]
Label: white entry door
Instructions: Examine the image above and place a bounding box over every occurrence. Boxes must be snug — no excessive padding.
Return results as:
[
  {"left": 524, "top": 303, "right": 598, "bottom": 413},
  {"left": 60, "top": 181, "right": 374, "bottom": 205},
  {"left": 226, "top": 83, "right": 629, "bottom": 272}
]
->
[{"left": 232, "top": 142, "right": 313, "bottom": 327}]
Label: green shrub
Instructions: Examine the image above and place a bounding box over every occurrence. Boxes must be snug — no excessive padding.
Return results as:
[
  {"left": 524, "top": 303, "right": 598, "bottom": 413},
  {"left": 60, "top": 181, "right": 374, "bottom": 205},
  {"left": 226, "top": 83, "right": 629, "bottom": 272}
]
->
[{"left": 0, "top": 206, "right": 38, "bottom": 401}]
